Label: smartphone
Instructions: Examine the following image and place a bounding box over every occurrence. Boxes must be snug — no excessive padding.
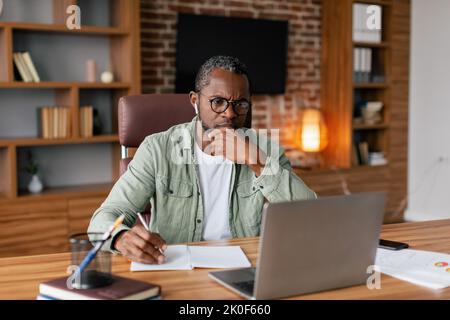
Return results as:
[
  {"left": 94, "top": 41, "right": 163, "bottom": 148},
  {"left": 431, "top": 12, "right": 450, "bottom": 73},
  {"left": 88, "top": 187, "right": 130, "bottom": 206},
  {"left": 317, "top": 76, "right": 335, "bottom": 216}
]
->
[{"left": 378, "top": 239, "right": 409, "bottom": 250}]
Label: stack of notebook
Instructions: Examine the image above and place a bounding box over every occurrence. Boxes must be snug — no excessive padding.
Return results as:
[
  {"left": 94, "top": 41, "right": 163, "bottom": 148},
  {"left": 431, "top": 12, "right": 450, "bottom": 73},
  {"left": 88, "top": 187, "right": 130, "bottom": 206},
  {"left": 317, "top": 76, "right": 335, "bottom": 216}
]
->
[{"left": 37, "top": 275, "right": 161, "bottom": 300}]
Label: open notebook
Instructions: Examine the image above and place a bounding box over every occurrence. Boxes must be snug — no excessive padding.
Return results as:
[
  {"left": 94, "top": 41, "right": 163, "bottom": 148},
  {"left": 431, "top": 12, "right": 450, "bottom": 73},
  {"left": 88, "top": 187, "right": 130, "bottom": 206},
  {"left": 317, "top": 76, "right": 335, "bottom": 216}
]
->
[{"left": 130, "top": 245, "right": 252, "bottom": 271}]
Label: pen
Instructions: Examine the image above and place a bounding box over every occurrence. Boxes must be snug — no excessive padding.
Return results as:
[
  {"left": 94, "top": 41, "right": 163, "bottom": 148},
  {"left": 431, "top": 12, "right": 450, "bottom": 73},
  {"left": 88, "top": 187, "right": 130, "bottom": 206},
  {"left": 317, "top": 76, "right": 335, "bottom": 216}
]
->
[
  {"left": 137, "top": 212, "right": 149, "bottom": 231},
  {"left": 137, "top": 212, "right": 165, "bottom": 257},
  {"left": 76, "top": 214, "right": 125, "bottom": 276}
]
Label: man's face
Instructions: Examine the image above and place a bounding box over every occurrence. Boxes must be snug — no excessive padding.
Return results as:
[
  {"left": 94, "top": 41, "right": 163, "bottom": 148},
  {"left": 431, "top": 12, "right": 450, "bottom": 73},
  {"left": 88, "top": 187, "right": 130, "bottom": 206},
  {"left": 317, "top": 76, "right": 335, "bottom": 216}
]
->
[{"left": 190, "top": 68, "right": 250, "bottom": 130}]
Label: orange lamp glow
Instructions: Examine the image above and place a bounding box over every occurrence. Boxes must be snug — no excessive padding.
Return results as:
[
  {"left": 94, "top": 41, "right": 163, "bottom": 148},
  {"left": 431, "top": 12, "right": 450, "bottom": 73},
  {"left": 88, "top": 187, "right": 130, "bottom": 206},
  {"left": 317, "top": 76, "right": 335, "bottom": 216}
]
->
[{"left": 296, "top": 108, "right": 328, "bottom": 153}]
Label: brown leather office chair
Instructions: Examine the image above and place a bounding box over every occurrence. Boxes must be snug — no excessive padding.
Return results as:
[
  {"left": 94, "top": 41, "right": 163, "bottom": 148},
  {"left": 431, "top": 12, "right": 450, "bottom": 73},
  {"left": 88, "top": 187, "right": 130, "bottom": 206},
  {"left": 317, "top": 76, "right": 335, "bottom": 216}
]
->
[
  {"left": 118, "top": 94, "right": 195, "bottom": 226},
  {"left": 117, "top": 93, "right": 252, "bottom": 226}
]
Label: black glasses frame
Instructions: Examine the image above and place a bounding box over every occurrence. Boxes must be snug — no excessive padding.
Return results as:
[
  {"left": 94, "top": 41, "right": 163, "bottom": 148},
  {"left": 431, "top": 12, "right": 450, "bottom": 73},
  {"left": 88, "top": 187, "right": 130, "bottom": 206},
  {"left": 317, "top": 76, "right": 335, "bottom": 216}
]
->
[{"left": 198, "top": 92, "right": 251, "bottom": 115}]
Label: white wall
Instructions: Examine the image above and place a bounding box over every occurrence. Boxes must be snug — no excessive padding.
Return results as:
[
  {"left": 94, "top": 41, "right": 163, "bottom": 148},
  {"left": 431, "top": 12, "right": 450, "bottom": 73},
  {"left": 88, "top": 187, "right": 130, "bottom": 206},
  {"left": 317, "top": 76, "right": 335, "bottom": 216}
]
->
[{"left": 406, "top": 0, "right": 450, "bottom": 221}]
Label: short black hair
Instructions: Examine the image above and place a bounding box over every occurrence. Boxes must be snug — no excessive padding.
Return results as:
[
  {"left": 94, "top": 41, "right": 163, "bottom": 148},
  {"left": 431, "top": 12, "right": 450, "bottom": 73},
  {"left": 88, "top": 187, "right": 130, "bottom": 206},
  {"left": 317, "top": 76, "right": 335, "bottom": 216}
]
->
[{"left": 194, "top": 55, "right": 251, "bottom": 94}]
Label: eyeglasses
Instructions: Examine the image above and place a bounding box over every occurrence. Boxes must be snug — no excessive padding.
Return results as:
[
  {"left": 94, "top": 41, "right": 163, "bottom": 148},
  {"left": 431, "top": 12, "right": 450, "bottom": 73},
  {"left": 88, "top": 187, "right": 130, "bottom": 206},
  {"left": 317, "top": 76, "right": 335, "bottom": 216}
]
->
[{"left": 198, "top": 92, "right": 251, "bottom": 115}]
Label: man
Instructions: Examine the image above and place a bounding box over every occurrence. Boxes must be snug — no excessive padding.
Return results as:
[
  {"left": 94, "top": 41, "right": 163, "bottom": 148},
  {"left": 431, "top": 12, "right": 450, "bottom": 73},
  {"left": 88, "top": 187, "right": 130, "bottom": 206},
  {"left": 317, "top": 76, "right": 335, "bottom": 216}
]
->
[{"left": 88, "top": 56, "right": 316, "bottom": 265}]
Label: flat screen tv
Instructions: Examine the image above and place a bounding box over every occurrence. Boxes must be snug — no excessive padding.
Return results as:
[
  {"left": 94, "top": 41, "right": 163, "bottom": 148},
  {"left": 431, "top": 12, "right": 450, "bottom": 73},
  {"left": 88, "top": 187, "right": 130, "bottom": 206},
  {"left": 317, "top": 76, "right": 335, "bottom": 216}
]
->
[{"left": 175, "top": 14, "right": 289, "bottom": 94}]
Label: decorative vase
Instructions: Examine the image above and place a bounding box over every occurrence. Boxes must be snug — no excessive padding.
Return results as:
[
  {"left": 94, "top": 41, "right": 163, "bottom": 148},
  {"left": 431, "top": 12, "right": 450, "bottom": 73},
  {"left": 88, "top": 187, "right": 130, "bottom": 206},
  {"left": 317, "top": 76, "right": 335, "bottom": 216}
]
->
[
  {"left": 86, "top": 60, "right": 97, "bottom": 82},
  {"left": 28, "top": 174, "right": 43, "bottom": 194}
]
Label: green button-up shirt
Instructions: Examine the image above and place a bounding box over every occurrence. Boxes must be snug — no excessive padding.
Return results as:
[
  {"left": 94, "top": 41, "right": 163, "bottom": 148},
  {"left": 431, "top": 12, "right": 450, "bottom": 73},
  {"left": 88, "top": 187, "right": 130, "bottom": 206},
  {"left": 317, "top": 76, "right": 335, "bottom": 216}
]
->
[{"left": 88, "top": 116, "right": 317, "bottom": 253}]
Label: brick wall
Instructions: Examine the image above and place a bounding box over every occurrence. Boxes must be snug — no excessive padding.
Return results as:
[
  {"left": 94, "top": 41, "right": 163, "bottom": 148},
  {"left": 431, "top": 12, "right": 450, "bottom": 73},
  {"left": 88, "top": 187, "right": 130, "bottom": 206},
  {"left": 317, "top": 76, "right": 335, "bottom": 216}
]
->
[{"left": 140, "top": 0, "right": 321, "bottom": 148}]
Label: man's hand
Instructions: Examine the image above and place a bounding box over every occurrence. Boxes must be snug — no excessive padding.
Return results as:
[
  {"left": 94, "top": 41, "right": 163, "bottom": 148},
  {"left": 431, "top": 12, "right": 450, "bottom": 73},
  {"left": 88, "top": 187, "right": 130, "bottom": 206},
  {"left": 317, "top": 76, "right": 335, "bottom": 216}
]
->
[
  {"left": 205, "top": 128, "right": 267, "bottom": 176},
  {"left": 114, "top": 225, "right": 167, "bottom": 264}
]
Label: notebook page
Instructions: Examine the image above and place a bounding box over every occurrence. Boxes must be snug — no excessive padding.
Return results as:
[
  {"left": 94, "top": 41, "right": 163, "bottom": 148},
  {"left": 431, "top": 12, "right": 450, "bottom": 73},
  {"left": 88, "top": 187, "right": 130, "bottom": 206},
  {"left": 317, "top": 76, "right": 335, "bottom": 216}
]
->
[
  {"left": 188, "top": 246, "right": 252, "bottom": 269},
  {"left": 130, "top": 245, "right": 191, "bottom": 271}
]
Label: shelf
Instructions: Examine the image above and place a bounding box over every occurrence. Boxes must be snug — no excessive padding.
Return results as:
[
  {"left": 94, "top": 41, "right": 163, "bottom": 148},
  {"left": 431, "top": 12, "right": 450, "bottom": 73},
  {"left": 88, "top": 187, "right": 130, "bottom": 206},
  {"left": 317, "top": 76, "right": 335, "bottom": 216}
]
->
[
  {"left": 354, "top": 83, "right": 388, "bottom": 89},
  {"left": 351, "top": 164, "right": 388, "bottom": 169},
  {"left": 0, "top": 22, "right": 128, "bottom": 36},
  {"left": 17, "top": 182, "right": 114, "bottom": 201},
  {"left": 293, "top": 162, "right": 389, "bottom": 175},
  {"left": 0, "top": 135, "right": 119, "bottom": 147},
  {"left": 0, "top": 82, "right": 131, "bottom": 89},
  {"left": 352, "top": 0, "right": 392, "bottom": 6},
  {"left": 353, "top": 41, "right": 389, "bottom": 48},
  {"left": 353, "top": 123, "right": 389, "bottom": 130}
]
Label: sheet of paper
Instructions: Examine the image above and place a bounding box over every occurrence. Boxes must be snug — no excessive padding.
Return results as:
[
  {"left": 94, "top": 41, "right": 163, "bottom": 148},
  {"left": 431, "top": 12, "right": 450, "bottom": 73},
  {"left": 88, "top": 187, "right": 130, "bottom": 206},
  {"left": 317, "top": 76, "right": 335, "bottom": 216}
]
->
[
  {"left": 375, "top": 248, "right": 450, "bottom": 289},
  {"left": 130, "top": 245, "right": 191, "bottom": 272},
  {"left": 189, "top": 246, "right": 252, "bottom": 269}
]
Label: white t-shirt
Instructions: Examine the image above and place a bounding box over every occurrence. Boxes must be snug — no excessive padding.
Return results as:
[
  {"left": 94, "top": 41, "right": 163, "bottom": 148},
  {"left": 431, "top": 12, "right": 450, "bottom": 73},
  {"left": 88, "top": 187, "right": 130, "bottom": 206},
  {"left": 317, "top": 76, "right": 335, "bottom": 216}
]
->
[{"left": 194, "top": 140, "right": 233, "bottom": 241}]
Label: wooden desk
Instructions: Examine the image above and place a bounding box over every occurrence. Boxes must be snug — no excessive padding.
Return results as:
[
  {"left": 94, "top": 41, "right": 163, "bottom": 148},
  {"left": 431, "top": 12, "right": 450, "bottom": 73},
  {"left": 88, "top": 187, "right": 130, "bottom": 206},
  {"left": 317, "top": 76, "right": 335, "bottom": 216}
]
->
[{"left": 1, "top": 220, "right": 450, "bottom": 300}]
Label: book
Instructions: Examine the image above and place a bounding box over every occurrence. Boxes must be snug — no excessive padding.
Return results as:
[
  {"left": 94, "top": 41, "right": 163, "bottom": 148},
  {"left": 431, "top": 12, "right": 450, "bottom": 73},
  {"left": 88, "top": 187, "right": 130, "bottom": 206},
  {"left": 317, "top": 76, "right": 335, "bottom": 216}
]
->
[
  {"left": 38, "top": 107, "right": 71, "bottom": 139},
  {"left": 17, "top": 52, "right": 34, "bottom": 82},
  {"left": 353, "top": 47, "right": 373, "bottom": 83},
  {"left": 39, "top": 274, "right": 160, "bottom": 300},
  {"left": 36, "top": 294, "right": 161, "bottom": 300},
  {"left": 80, "top": 106, "right": 93, "bottom": 137},
  {"left": 21, "top": 52, "right": 41, "bottom": 82},
  {"left": 358, "top": 142, "right": 369, "bottom": 165},
  {"left": 52, "top": 108, "right": 58, "bottom": 138},
  {"left": 369, "top": 152, "right": 388, "bottom": 166},
  {"left": 13, "top": 53, "right": 32, "bottom": 82},
  {"left": 131, "top": 245, "right": 252, "bottom": 272},
  {"left": 352, "top": 144, "right": 360, "bottom": 166}
]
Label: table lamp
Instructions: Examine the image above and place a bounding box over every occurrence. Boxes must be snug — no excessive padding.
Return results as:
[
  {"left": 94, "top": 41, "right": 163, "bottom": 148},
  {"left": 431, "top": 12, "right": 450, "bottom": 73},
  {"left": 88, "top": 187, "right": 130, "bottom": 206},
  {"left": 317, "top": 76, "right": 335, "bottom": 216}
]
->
[{"left": 295, "top": 107, "right": 328, "bottom": 168}]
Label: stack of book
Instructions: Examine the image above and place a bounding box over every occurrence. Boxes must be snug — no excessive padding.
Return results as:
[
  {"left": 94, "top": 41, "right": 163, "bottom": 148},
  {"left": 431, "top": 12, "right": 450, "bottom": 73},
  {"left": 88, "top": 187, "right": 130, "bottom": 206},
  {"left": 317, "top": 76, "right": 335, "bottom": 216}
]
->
[
  {"left": 353, "top": 3, "right": 382, "bottom": 43},
  {"left": 39, "top": 107, "right": 71, "bottom": 139},
  {"left": 368, "top": 152, "right": 388, "bottom": 166},
  {"left": 13, "top": 51, "right": 41, "bottom": 82},
  {"left": 353, "top": 47, "right": 372, "bottom": 83},
  {"left": 353, "top": 100, "right": 384, "bottom": 125},
  {"left": 79, "top": 106, "right": 94, "bottom": 138},
  {"left": 37, "top": 275, "right": 161, "bottom": 300},
  {"left": 352, "top": 142, "right": 388, "bottom": 167}
]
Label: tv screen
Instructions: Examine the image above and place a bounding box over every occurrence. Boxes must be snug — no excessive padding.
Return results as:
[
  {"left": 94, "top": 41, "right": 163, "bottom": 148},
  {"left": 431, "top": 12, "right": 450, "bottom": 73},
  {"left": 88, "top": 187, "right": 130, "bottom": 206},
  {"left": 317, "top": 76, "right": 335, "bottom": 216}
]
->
[{"left": 175, "top": 14, "right": 289, "bottom": 94}]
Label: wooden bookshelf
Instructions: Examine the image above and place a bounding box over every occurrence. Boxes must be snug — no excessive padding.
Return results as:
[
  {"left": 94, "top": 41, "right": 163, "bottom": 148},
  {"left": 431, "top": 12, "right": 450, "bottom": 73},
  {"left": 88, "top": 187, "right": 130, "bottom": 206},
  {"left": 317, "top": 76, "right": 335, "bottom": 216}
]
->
[
  {"left": 321, "top": 0, "right": 410, "bottom": 221},
  {"left": 0, "top": 0, "right": 141, "bottom": 257}
]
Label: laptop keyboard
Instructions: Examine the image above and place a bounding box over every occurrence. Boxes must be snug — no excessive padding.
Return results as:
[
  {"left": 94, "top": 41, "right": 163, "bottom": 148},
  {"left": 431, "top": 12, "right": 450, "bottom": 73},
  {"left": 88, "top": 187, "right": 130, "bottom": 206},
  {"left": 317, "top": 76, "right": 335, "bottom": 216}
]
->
[{"left": 233, "top": 280, "right": 255, "bottom": 295}]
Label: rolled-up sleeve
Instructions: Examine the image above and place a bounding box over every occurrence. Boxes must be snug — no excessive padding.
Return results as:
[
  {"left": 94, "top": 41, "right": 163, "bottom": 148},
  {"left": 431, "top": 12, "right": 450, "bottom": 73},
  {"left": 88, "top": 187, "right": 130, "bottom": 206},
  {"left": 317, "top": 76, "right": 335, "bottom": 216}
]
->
[
  {"left": 87, "top": 136, "right": 156, "bottom": 253},
  {"left": 252, "top": 144, "right": 317, "bottom": 203}
]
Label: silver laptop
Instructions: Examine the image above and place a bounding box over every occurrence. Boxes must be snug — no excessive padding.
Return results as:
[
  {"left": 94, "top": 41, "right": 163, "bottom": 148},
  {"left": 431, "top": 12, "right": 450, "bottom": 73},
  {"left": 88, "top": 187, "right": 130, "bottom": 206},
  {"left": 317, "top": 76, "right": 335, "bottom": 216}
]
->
[{"left": 209, "top": 192, "right": 385, "bottom": 299}]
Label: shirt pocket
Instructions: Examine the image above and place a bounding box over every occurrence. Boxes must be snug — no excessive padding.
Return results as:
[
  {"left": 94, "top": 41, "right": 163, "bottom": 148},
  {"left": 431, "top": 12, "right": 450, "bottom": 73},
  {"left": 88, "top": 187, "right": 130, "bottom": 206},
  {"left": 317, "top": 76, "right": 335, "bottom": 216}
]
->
[
  {"left": 236, "top": 180, "right": 264, "bottom": 229},
  {"left": 154, "top": 175, "right": 194, "bottom": 241},
  {"left": 158, "top": 175, "right": 193, "bottom": 198}
]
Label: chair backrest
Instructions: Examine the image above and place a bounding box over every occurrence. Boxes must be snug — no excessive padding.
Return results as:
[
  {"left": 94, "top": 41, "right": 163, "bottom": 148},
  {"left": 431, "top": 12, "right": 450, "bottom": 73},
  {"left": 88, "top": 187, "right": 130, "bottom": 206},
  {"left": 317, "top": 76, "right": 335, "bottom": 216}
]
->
[
  {"left": 118, "top": 93, "right": 252, "bottom": 175},
  {"left": 118, "top": 93, "right": 195, "bottom": 175}
]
